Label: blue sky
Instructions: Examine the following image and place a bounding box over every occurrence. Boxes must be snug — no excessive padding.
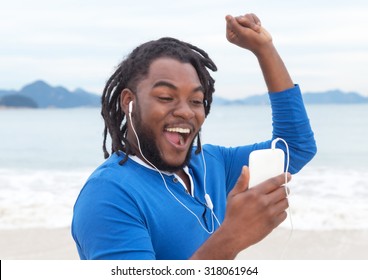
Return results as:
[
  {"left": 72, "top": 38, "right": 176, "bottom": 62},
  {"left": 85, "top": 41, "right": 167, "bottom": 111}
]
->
[{"left": 1, "top": 0, "right": 367, "bottom": 98}]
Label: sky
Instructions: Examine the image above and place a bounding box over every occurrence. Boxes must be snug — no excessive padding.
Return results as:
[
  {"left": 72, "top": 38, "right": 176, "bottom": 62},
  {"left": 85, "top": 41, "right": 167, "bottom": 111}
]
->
[{"left": 1, "top": 0, "right": 368, "bottom": 99}]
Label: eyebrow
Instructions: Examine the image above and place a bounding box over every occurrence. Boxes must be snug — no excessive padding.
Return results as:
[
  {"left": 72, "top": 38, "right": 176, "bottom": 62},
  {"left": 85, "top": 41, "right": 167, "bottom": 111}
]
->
[{"left": 152, "top": 80, "right": 204, "bottom": 93}]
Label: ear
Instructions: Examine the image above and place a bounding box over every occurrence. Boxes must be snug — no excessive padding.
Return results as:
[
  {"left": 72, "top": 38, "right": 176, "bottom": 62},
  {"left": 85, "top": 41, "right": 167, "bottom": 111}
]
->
[{"left": 120, "top": 88, "right": 134, "bottom": 115}]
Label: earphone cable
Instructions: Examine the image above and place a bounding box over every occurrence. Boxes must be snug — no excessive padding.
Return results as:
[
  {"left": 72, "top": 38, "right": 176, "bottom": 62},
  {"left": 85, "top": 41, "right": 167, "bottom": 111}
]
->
[{"left": 129, "top": 110, "right": 216, "bottom": 234}]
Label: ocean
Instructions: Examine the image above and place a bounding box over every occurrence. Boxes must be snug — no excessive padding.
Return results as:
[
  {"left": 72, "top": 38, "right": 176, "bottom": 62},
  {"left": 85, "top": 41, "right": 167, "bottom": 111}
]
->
[{"left": 1, "top": 104, "right": 367, "bottom": 230}]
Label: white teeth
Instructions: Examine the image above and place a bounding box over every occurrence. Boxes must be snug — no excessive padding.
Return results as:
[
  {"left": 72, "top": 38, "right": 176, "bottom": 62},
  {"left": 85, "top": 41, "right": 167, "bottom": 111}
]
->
[{"left": 166, "top": 127, "right": 190, "bottom": 134}]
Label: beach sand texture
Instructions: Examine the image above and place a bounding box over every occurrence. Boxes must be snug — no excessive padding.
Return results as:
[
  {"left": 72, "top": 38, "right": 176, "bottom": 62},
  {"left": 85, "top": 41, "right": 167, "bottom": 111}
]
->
[{"left": 1, "top": 227, "right": 367, "bottom": 260}]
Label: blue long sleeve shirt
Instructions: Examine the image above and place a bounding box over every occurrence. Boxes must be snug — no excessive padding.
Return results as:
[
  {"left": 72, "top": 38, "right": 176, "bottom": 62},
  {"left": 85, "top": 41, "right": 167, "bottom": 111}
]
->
[{"left": 72, "top": 85, "right": 316, "bottom": 260}]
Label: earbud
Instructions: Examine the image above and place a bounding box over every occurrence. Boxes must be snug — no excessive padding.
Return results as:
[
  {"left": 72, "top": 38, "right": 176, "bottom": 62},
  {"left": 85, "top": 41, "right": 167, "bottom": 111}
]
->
[
  {"left": 128, "top": 101, "right": 133, "bottom": 115},
  {"left": 204, "top": 194, "right": 213, "bottom": 210}
]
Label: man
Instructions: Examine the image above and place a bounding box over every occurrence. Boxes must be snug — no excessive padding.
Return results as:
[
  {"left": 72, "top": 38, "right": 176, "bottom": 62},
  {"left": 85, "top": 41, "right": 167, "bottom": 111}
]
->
[{"left": 72, "top": 13, "right": 316, "bottom": 259}]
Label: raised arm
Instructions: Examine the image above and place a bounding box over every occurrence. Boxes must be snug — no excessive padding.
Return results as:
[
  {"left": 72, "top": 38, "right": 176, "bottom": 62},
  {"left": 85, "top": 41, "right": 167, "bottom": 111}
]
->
[
  {"left": 225, "top": 13, "right": 294, "bottom": 93},
  {"left": 190, "top": 12, "right": 316, "bottom": 260},
  {"left": 226, "top": 13, "right": 316, "bottom": 173}
]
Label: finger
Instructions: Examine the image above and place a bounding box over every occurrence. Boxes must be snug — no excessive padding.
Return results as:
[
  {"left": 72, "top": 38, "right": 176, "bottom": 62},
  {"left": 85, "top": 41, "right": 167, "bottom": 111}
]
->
[
  {"left": 225, "top": 14, "right": 234, "bottom": 22},
  {"left": 268, "top": 199, "right": 289, "bottom": 228},
  {"left": 225, "top": 15, "right": 239, "bottom": 42},
  {"left": 236, "top": 14, "right": 258, "bottom": 25},
  {"left": 268, "top": 185, "right": 290, "bottom": 205},
  {"left": 229, "top": 166, "right": 250, "bottom": 197},
  {"left": 249, "top": 13, "right": 261, "bottom": 26},
  {"left": 235, "top": 14, "right": 261, "bottom": 32},
  {"left": 225, "top": 15, "right": 241, "bottom": 34},
  {"left": 274, "top": 196, "right": 289, "bottom": 213},
  {"left": 226, "top": 14, "right": 256, "bottom": 35},
  {"left": 274, "top": 210, "right": 288, "bottom": 227},
  {"left": 256, "top": 172, "right": 292, "bottom": 194}
]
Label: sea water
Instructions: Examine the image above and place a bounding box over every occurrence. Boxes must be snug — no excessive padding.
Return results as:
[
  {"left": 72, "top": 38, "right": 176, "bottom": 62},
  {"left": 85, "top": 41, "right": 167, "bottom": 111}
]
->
[{"left": 0, "top": 104, "right": 367, "bottom": 230}]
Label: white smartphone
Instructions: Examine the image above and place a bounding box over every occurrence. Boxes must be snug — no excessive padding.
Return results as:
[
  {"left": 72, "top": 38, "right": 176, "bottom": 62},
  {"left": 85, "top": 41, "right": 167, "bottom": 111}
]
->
[{"left": 248, "top": 148, "right": 285, "bottom": 188}]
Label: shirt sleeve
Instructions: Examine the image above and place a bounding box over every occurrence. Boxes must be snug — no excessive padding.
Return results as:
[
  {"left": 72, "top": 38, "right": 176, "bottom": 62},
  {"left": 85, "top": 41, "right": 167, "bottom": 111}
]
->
[
  {"left": 269, "top": 84, "right": 317, "bottom": 173},
  {"left": 207, "top": 84, "right": 317, "bottom": 193}
]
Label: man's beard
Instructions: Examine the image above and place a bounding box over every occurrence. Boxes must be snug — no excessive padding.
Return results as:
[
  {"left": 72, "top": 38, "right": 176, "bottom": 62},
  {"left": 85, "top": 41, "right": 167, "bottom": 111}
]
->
[{"left": 132, "top": 112, "right": 194, "bottom": 173}]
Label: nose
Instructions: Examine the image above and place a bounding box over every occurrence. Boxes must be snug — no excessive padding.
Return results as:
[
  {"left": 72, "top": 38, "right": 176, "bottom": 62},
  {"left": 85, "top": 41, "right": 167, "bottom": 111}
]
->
[{"left": 172, "top": 100, "right": 195, "bottom": 120}]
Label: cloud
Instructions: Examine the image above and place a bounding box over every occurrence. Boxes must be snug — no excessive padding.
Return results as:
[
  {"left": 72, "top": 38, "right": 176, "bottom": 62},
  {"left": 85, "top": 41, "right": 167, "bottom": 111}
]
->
[{"left": 1, "top": 0, "right": 368, "bottom": 97}]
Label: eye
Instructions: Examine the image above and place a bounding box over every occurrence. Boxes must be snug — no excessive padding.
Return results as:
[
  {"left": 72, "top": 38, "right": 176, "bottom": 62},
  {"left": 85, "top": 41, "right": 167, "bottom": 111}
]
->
[
  {"left": 158, "top": 96, "right": 174, "bottom": 102},
  {"left": 190, "top": 99, "right": 204, "bottom": 106}
]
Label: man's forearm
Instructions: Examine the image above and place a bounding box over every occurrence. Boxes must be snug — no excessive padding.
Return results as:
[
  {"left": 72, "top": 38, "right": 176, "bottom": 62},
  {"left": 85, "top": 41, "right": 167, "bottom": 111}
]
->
[{"left": 255, "top": 41, "right": 294, "bottom": 93}]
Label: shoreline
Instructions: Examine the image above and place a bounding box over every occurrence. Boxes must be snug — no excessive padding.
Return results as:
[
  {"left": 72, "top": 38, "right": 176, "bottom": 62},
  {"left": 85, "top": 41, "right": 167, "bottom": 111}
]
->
[{"left": 1, "top": 227, "right": 367, "bottom": 260}]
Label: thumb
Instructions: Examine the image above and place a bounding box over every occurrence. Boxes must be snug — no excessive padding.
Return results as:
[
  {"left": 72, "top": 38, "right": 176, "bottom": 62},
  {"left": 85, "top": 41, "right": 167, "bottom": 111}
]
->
[
  {"left": 225, "top": 15, "right": 241, "bottom": 41},
  {"left": 229, "top": 166, "right": 250, "bottom": 198},
  {"left": 225, "top": 15, "right": 240, "bottom": 32},
  {"left": 225, "top": 14, "right": 234, "bottom": 24}
]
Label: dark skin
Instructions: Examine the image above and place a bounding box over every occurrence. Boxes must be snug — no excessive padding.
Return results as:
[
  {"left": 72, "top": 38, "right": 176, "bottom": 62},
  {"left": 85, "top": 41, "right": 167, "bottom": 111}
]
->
[
  {"left": 121, "top": 12, "right": 293, "bottom": 259},
  {"left": 120, "top": 58, "right": 205, "bottom": 194}
]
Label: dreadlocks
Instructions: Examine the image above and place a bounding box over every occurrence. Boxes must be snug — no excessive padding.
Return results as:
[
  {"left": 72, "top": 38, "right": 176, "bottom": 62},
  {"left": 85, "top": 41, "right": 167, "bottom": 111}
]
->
[{"left": 101, "top": 37, "right": 217, "bottom": 165}]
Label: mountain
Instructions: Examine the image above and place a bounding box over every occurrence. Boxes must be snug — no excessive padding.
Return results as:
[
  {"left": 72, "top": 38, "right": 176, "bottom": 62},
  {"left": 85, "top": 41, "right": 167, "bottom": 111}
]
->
[
  {"left": 0, "top": 80, "right": 100, "bottom": 108},
  {"left": 213, "top": 89, "right": 368, "bottom": 105},
  {"left": 213, "top": 94, "right": 270, "bottom": 105},
  {"left": 302, "top": 90, "right": 368, "bottom": 104},
  {"left": 1, "top": 81, "right": 368, "bottom": 108},
  {"left": 0, "top": 94, "right": 38, "bottom": 108}
]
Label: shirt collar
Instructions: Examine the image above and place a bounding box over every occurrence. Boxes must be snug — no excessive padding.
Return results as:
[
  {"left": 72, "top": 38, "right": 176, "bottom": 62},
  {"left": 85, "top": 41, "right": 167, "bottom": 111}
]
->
[{"left": 128, "top": 154, "right": 195, "bottom": 196}]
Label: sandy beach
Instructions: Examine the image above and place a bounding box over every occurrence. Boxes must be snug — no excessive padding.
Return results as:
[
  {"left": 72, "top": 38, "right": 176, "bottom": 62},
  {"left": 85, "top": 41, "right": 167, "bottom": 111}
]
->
[{"left": 0, "top": 227, "right": 367, "bottom": 260}]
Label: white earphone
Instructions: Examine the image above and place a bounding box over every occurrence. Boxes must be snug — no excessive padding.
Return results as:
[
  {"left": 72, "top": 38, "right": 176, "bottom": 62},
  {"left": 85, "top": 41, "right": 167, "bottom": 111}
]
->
[{"left": 128, "top": 101, "right": 133, "bottom": 115}]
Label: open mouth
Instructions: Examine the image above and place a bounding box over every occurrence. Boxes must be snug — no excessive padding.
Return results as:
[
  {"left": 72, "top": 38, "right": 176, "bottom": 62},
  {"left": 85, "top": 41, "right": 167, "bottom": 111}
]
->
[{"left": 164, "top": 127, "right": 191, "bottom": 146}]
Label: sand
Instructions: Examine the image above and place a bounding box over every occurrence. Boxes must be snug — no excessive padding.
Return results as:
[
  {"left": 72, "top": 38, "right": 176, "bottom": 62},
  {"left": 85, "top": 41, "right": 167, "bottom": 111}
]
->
[
  {"left": 0, "top": 227, "right": 79, "bottom": 260},
  {"left": 237, "top": 228, "right": 368, "bottom": 259},
  {"left": 0, "top": 227, "right": 367, "bottom": 260}
]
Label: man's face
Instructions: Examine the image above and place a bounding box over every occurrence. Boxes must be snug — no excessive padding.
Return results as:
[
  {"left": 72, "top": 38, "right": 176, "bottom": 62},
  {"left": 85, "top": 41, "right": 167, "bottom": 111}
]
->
[{"left": 128, "top": 57, "right": 206, "bottom": 172}]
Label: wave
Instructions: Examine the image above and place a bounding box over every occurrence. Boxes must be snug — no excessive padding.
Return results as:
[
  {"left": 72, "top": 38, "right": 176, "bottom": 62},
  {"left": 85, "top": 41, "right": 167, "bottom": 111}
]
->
[
  {"left": 1, "top": 165, "right": 367, "bottom": 230},
  {"left": 0, "top": 168, "right": 91, "bottom": 229},
  {"left": 281, "top": 165, "right": 368, "bottom": 230}
]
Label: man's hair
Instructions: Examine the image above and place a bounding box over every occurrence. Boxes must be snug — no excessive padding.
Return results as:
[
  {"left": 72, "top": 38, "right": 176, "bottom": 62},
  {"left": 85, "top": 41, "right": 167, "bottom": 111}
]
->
[{"left": 101, "top": 37, "right": 217, "bottom": 164}]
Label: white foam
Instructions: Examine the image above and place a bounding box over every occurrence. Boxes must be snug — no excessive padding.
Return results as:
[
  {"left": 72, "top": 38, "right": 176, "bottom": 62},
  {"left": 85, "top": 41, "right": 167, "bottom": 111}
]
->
[
  {"left": 1, "top": 165, "right": 367, "bottom": 230},
  {"left": 0, "top": 168, "right": 91, "bottom": 229},
  {"left": 280, "top": 165, "right": 368, "bottom": 230}
]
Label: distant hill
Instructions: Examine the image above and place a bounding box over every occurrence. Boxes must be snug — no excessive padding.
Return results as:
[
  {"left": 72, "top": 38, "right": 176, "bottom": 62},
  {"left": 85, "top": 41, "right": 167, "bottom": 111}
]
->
[
  {"left": 302, "top": 90, "right": 368, "bottom": 104},
  {"left": 1, "top": 81, "right": 367, "bottom": 108},
  {"left": 0, "top": 80, "right": 100, "bottom": 108},
  {"left": 213, "top": 89, "right": 368, "bottom": 105},
  {"left": 0, "top": 94, "right": 38, "bottom": 108},
  {"left": 213, "top": 95, "right": 270, "bottom": 105}
]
